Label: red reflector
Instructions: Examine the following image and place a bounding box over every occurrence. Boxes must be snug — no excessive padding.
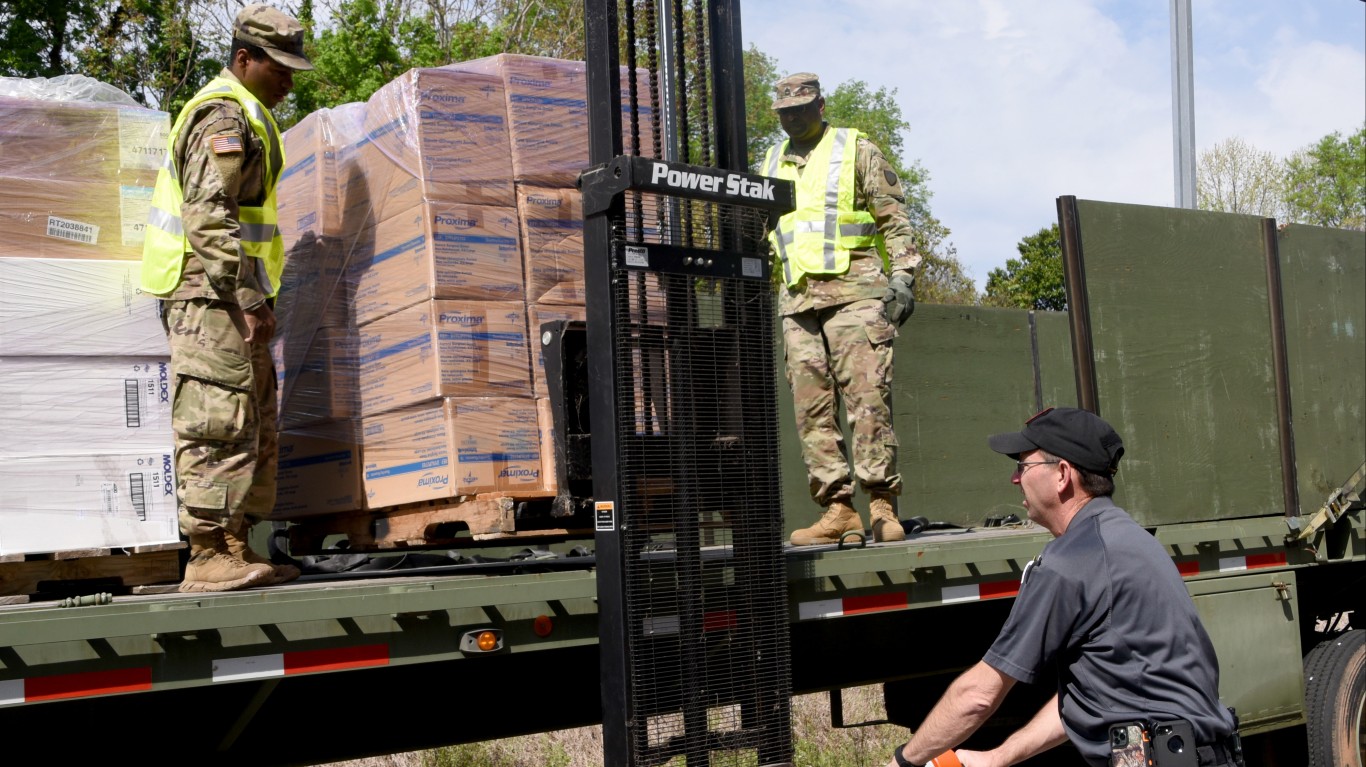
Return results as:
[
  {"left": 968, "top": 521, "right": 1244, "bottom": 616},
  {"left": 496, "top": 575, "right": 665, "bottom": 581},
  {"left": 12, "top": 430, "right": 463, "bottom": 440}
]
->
[
  {"left": 702, "top": 611, "right": 737, "bottom": 632},
  {"left": 843, "top": 592, "right": 907, "bottom": 615},
  {"left": 533, "top": 615, "right": 554, "bottom": 637},
  {"left": 1246, "top": 553, "right": 1287, "bottom": 569},
  {"left": 1176, "top": 560, "right": 1200, "bottom": 576},
  {"left": 979, "top": 580, "right": 1021, "bottom": 599},
  {"left": 284, "top": 644, "right": 389, "bottom": 675},
  {"left": 26, "top": 667, "right": 153, "bottom": 702}
]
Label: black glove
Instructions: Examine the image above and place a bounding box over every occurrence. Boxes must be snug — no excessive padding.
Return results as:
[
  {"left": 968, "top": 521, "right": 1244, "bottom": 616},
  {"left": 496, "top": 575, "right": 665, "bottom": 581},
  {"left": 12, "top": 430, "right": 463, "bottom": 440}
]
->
[{"left": 881, "top": 271, "right": 915, "bottom": 326}]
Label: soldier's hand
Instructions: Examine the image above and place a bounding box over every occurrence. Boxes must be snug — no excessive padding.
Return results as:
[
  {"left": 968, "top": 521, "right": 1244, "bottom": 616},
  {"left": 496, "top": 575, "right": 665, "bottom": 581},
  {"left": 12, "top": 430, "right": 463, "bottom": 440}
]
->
[
  {"left": 881, "top": 271, "right": 915, "bottom": 326},
  {"left": 242, "top": 303, "right": 276, "bottom": 345}
]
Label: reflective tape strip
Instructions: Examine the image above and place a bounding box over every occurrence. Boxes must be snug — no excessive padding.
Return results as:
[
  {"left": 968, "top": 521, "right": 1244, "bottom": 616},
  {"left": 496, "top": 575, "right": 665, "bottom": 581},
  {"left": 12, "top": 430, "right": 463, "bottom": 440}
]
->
[
  {"left": 0, "top": 679, "right": 23, "bottom": 707},
  {"left": 213, "top": 654, "right": 285, "bottom": 683},
  {"left": 797, "top": 580, "right": 1019, "bottom": 620},
  {"left": 147, "top": 206, "right": 183, "bottom": 237},
  {"left": 213, "top": 644, "right": 389, "bottom": 683},
  {"left": 22, "top": 667, "right": 152, "bottom": 703},
  {"left": 1217, "top": 552, "right": 1287, "bottom": 573},
  {"left": 840, "top": 222, "right": 877, "bottom": 238},
  {"left": 821, "top": 128, "right": 851, "bottom": 272},
  {"left": 795, "top": 220, "right": 824, "bottom": 233},
  {"left": 284, "top": 645, "right": 388, "bottom": 674},
  {"left": 240, "top": 222, "right": 277, "bottom": 244},
  {"left": 642, "top": 612, "right": 742, "bottom": 636}
]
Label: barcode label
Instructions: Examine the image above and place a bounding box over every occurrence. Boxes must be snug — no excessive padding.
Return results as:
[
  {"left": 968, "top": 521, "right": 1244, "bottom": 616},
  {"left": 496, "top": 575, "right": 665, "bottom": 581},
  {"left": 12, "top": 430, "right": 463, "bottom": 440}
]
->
[
  {"left": 46, "top": 216, "right": 100, "bottom": 244},
  {"left": 129, "top": 473, "right": 147, "bottom": 521},
  {"left": 124, "top": 379, "right": 142, "bottom": 427}
]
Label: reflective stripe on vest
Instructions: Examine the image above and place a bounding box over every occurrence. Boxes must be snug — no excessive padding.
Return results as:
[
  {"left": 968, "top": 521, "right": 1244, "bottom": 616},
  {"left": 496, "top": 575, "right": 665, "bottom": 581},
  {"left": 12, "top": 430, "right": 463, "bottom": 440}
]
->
[
  {"left": 763, "top": 128, "right": 878, "bottom": 287},
  {"left": 140, "top": 78, "right": 286, "bottom": 297}
]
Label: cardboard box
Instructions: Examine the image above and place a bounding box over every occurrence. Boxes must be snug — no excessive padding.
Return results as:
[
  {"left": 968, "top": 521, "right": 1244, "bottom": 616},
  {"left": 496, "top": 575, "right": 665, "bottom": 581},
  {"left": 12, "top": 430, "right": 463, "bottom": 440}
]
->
[
  {"left": 526, "top": 303, "right": 587, "bottom": 398},
  {"left": 361, "top": 67, "right": 515, "bottom": 223},
  {"left": 0, "top": 174, "right": 158, "bottom": 260},
  {"left": 0, "top": 258, "right": 167, "bottom": 356},
  {"left": 350, "top": 202, "right": 522, "bottom": 324},
  {"left": 357, "top": 300, "right": 531, "bottom": 416},
  {"left": 0, "top": 450, "right": 179, "bottom": 556},
  {"left": 0, "top": 96, "right": 168, "bottom": 181},
  {"left": 275, "top": 326, "right": 360, "bottom": 429},
  {"left": 271, "top": 426, "right": 364, "bottom": 519},
  {"left": 0, "top": 97, "right": 166, "bottom": 260},
  {"left": 279, "top": 103, "right": 370, "bottom": 242},
  {"left": 0, "top": 356, "right": 172, "bottom": 456},
  {"left": 446, "top": 54, "right": 655, "bottom": 187},
  {"left": 278, "top": 232, "right": 352, "bottom": 332},
  {"left": 537, "top": 397, "right": 559, "bottom": 495},
  {"left": 361, "top": 397, "right": 542, "bottom": 508},
  {"left": 517, "top": 186, "right": 585, "bottom": 305}
]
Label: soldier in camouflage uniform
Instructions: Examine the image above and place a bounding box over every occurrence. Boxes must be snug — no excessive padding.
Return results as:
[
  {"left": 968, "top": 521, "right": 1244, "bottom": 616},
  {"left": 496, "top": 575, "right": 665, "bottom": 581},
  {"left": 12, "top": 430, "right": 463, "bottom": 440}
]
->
[
  {"left": 761, "top": 73, "right": 921, "bottom": 546},
  {"left": 141, "top": 5, "right": 311, "bottom": 591}
]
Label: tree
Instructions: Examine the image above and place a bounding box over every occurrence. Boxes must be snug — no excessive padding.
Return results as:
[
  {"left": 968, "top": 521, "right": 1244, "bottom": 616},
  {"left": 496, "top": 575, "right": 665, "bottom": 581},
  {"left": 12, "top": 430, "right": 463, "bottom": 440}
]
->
[
  {"left": 0, "top": 0, "right": 98, "bottom": 77},
  {"left": 1196, "top": 136, "right": 1284, "bottom": 218},
  {"left": 1282, "top": 125, "right": 1366, "bottom": 230},
  {"left": 983, "top": 224, "right": 1066, "bottom": 311}
]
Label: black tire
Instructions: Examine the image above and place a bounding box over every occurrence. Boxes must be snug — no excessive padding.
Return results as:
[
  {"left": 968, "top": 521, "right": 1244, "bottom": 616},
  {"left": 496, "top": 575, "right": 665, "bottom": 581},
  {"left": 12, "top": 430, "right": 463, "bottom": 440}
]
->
[{"left": 1304, "top": 629, "right": 1365, "bottom": 767}]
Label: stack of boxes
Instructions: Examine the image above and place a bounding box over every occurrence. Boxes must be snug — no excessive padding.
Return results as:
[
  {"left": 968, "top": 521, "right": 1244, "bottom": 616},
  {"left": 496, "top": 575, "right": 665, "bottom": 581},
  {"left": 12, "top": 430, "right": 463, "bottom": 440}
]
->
[
  {"left": 274, "top": 54, "right": 657, "bottom": 516},
  {"left": 0, "top": 86, "right": 179, "bottom": 555}
]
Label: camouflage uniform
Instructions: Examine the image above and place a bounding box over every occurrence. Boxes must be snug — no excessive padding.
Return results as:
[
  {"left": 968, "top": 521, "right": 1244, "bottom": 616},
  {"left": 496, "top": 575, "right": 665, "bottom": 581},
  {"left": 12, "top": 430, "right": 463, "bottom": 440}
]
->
[
  {"left": 161, "top": 67, "right": 279, "bottom": 537},
  {"left": 774, "top": 127, "right": 921, "bottom": 507}
]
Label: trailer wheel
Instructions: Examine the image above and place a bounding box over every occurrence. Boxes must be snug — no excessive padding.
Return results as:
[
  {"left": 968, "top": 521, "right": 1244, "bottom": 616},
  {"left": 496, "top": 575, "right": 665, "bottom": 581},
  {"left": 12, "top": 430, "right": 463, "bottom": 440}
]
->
[{"left": 1304, "top": 629, "right": 1364, "bottom": 767}]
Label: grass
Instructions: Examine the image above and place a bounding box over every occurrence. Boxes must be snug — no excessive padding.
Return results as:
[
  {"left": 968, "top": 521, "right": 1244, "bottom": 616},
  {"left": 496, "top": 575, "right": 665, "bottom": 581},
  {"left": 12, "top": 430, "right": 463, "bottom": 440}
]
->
[{"left": 326, "top": 685, "right": 907, "bottom": 767}]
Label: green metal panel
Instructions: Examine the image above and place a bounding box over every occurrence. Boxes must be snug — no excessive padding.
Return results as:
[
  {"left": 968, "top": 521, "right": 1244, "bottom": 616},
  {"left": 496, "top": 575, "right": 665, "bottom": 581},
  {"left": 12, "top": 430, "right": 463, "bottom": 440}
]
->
[
  {"left": 1074, "top": 200, "right": 1283, "bottom": 525},
  {"left": 777, "top": 304, "right": 1045, "bottom": 534},
  {"left": 1187, "top": 571, "right": 1305, "bottom": 734},
  {"left": 897, "top": 305, "right": 1044, "bottom": 526},
  {"left": 1277, "top": 224, "right": 1366, "bottom": 513},
  {"left": 1034, "top": 309, "right": 1077, "bottom": 409}
]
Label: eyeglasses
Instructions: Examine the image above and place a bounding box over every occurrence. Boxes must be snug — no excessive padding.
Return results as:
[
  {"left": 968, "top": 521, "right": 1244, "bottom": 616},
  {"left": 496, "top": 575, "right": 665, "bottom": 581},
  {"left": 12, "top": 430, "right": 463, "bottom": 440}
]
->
[{"left": 1014, "top": 460, "right": 1060, "bottom": 476}]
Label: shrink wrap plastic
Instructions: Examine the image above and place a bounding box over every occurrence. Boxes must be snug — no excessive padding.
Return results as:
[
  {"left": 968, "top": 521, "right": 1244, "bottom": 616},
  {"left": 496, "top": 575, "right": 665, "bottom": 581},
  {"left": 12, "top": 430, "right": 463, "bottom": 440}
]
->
[
  {"left": 270, "top": 57, "right": 653, "bottom": 510},
  {"left": 0, "top": 77, "right": 168, "bottom": 260}
]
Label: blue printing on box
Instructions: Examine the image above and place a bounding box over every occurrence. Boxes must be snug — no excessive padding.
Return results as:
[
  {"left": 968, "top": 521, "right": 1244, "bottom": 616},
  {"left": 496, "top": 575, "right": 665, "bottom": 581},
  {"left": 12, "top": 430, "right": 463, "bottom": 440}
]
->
[{"left": 365, "top": 456, "right": 449, "bottom": 480}]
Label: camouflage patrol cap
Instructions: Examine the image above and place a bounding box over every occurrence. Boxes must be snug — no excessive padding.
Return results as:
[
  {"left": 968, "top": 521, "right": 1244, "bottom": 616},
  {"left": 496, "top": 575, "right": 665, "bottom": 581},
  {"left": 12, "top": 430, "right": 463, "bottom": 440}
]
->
[
  {"left": 234, "top": 4, "right": 314, "bottom": 71},
  {"left": 772, "top": 73, "right": 821, "bottom": 110}
]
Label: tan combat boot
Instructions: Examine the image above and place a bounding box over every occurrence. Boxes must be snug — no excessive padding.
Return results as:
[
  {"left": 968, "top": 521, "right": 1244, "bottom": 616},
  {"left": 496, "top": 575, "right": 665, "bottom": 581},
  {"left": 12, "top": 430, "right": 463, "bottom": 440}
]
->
[
  {"left": 224, "top": 524, "right": 302, "bottom": 586},
  {"left": 180, "top": 530, "right": 274, "bottom": 592},
  {"left": 790, "top": 501, "right": 865, "bottom": 546},
  {"left": 869, "top": 493, "right": 905, "bottom": 543}
]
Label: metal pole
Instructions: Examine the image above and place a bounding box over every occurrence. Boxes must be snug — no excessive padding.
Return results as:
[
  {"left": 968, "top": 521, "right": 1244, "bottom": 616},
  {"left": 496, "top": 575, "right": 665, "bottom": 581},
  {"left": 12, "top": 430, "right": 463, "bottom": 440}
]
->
[{"left": 1170, "top": 0, "right": 1197, "bottom": 209}]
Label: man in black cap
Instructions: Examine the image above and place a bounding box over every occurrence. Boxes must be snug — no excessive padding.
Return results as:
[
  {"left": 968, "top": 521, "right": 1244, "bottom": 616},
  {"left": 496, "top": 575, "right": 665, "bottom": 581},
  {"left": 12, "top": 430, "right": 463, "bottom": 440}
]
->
[
  {"left": 886, "top": 408, "right": 1240, "bottom": 767},
  {"left": 142, "top": 4, "right": 312, "bottom": 591}
]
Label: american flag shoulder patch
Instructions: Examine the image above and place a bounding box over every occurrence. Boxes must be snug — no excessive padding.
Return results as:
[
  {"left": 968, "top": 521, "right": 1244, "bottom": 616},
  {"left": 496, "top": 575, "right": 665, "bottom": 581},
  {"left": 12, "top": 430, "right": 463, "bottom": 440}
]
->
[{"left": 210, "top": 133, "right": 244, "bottom": 155}]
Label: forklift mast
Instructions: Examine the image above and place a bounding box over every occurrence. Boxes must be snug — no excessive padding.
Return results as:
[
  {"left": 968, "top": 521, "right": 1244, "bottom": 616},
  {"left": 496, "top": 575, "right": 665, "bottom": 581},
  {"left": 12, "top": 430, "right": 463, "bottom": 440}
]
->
[{"left": 571, "top": 0, "right": 798, "bottom": 763}]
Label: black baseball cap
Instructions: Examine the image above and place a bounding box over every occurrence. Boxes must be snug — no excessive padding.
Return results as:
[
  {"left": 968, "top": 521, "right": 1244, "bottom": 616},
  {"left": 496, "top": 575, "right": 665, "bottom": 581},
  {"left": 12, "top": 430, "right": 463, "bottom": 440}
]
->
[{"left": 988, "top": 407, "right": 1125, "bottom": 475}]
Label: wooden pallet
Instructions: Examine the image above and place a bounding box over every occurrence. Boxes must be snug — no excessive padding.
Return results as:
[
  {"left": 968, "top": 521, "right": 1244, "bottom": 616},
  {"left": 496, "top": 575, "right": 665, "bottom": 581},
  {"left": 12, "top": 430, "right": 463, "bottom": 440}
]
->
[
  {"left": 286, "top": 490, "right": 593, "bottom": 553},
  {"left": 0, "top": 543, "right": 185, "bottom": 602}
]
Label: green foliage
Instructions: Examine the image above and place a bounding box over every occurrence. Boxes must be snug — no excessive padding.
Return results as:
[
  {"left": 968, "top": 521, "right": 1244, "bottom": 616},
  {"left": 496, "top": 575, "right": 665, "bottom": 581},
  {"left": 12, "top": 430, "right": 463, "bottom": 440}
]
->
[
  {"left": 1282, "top": 124, "right": 1366, "bottom": 230},
  {"left": 1196, "top": 136, "right": 1285, "bottom": 218},
  {"left": 743, "top": 44, "right": 781, "bottom": 170},
  {"left": 824, "top": 80, "right": 907, "bottom": 180},
  {"left": 0, "top": 0, "right": 98, "bottom": 77},
  {"left": 983, "top": 223, "right": 1066, "bottom": 311}
]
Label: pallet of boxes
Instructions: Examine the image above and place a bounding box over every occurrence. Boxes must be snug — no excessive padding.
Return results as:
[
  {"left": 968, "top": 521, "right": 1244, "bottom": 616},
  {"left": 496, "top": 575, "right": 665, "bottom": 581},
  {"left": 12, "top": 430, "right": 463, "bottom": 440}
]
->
[
  {"left": 0, "top": 76, "right": 182, "bottom": 602},
  {"left": 273, "top": 55, "right": 653, "bottom": 552}
]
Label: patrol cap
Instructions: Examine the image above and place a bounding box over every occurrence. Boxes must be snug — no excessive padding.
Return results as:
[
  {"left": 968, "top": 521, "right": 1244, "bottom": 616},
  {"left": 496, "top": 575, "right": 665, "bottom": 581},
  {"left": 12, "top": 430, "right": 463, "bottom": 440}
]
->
[
  {"left": 772, "top": 73, "right": 821, "bottom": 110},
  {"left": 988, "top": 407, "right": 1125, "bottom": 475},
  {"left": 234, "top": 4, "right": 314, "bottom": 71}
]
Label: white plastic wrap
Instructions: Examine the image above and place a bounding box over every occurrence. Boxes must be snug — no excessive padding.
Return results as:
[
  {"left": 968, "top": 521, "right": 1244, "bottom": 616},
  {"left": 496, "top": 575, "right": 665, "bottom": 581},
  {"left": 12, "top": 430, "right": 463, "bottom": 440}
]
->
[{"left": 0, "top": 258, "right": 167, "bottom": 355}]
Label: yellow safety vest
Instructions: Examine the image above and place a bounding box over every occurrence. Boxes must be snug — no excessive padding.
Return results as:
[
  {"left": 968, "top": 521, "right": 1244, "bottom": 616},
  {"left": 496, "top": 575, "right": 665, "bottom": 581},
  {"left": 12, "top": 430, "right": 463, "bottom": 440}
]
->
[
  {"left": 141, "top": 77, "right": 286, "bottom": 298},
  {"left": 762, "top": 128, "right": 881, "bottom": 287}
]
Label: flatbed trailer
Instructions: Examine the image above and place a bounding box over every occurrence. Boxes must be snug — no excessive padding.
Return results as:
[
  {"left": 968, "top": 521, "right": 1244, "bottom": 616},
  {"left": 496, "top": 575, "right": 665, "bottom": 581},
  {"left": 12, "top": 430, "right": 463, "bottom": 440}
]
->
[{"left": 0, "top": 503, "right": 1358, "bottom": 765}]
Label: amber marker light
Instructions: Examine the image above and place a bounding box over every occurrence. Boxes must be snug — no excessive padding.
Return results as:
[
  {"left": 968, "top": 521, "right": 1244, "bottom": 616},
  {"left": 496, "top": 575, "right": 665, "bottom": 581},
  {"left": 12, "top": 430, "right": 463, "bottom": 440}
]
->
[
  {"left": 533, "top": 615, "right": 554, "bottom": 637},
  {"left": 458, "top": 628, "right": 504, "bottom": 654}
]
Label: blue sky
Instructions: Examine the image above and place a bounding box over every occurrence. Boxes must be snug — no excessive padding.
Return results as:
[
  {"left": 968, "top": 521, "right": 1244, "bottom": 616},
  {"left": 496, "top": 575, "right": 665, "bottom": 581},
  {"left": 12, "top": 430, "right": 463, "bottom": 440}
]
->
[{"left": 740, "top": 0, "right": 1366, "bottom": 291}]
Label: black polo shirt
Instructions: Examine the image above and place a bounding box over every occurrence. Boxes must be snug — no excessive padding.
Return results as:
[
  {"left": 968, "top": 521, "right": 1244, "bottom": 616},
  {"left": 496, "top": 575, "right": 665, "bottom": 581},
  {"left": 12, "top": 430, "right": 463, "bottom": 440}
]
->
[{"left": 984, "top": 497, "right": 1235, "bottom": 766}]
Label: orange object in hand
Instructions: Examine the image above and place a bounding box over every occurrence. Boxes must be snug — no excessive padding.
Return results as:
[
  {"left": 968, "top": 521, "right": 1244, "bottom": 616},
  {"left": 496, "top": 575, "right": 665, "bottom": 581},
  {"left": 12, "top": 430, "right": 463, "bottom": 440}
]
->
[{"left": 927, "top": 751, "right": 962, "bottom": 767}]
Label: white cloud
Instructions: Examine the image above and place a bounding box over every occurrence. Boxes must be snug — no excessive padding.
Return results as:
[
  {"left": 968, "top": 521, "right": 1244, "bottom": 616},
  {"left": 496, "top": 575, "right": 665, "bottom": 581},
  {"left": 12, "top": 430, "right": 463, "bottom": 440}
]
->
[{"left": 741, "top": 0, "right": 1366, "bottom": 290}]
